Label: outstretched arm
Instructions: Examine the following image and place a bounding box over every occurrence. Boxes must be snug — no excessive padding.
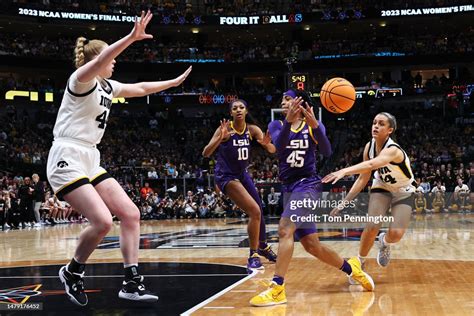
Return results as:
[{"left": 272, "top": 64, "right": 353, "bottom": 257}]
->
[
  {"left": 329, "top": 143, "right": 372, "bottom": 216},
  {"left": 323, "top": 145, "right": 403, "bottom": 184},
  {"left": 118, "top": 66, "right": 192, "bottom": 98},
  {"left": 77, "top": 10, "right": 153, "bottom": 83},
  {"left": 249, "top": 124, "right": 276, "bottom": 154}
]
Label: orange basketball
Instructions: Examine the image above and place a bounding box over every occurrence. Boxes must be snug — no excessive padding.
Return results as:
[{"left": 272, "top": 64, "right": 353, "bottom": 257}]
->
[{"left": 320, "top": 77, "right": 356, "bottom": 114}]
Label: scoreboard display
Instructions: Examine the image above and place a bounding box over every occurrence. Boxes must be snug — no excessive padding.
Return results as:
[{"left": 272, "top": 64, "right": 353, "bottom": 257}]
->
[
  {"left": 375, "top": 88, "right": 403, "bottom": 98},
  {"left": 288, "top": 73, "right": 403, "bottom": 100},
  {"left": 290, "top": 73, "right": 308, "bottom": 90}
]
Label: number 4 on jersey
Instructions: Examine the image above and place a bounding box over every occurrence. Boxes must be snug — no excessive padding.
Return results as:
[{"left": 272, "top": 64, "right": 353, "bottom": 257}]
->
[
  {"left": 383, "top": 174, "right": 397, "bottom": 184},
  {"left": 95, "top": 110, "right": 108, "bottom": 129}
]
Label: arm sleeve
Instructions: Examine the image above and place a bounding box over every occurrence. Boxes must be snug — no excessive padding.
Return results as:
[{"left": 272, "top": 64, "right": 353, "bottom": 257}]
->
[
  {"left": 311, "top": 120, "right": 332, "bottom": 157},
  {"left": 268, "top": 120, "right": 291, "bottom": 153},
  {"left": 267, "top": 120, "right": 282, "bottom": 139}
]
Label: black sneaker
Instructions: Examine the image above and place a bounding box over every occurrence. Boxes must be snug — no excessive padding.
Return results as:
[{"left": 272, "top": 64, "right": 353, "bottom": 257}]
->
[
  {"left": 59, "top": 265, "right": 88, "bottom": 306},
  {"left": 118, "top": 275, "right": 158, "bottom": 303}
]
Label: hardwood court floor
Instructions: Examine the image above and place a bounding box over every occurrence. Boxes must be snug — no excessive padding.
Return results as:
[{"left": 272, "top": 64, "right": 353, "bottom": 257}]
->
[{"left": 1, "top": 214, "right": 473, "bottom": 315}]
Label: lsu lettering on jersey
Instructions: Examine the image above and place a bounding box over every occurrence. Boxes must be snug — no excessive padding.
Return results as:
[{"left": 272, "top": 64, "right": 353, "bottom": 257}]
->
[
  {"left": 368, "top": 137, "right": 416, "bottom": 193},
  {"left": 215, "top": 122, "right": 252, "bottom": 175},
  {"left": 53, "top": 71, "right": 123, "bottom": 145},
  {"left": 275, "top": 121, "right": 319, "bottom": 183}
]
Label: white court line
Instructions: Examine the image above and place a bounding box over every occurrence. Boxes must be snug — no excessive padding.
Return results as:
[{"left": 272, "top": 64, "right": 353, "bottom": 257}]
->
[
  {"left": 0, "top": 261, "right": 253, "bottom": 270},
  {"left": 0, "top": 273, "right": 248, "bottom": 279},
  {"left": 181, "top": 269, "right": 257, "bottom": 316}
]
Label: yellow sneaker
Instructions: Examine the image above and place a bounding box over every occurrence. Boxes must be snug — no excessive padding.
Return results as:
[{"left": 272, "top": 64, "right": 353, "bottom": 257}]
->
[
  {"left": 250, "top": 281, "right": 287, "bottom": 307},
  {"left": 347, "top": 257, "right": 375, "bottom": 291}
]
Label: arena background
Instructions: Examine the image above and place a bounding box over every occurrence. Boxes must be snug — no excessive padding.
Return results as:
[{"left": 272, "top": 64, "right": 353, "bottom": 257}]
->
[{"left": 0, "top": 1, "right": 473, "bottom": 315}]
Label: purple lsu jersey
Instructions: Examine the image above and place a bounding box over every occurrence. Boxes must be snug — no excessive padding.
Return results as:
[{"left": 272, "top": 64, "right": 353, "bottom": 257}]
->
[
  {"left": 276, "top": 121, "right": 318, "bottom": 182},
  {"left": 215, "top": 122, "right": 252, "bottom": 175}
]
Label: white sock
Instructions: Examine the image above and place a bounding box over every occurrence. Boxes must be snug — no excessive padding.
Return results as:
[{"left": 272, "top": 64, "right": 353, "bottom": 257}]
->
[
  {"left": 358, "top": 254, "right": 367, "bottom": 264},
  {"left": 124, "top": 263, "right": 138, "bottom": 268}
]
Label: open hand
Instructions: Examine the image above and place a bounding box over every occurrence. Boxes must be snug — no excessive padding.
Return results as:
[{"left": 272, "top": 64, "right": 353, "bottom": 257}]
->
[
  {"left": 301, "top": 102, "right": 319, "bottom": 129},
  {"left": 286, "top": 96, "right": 304, "bottom": 123},
  {"left": 330, "top": 205, "right": 344, "bottom": 217},
  {"left": 130, "top": 10, "right": 153, "bottom": 41},
  {"left": 257, "top": 130, "right": 272, "bottom": 146},
  {"left": 219, "top": 119, "right": 230, "bottom": 141},
  {"left": 172, "top": 66, "right": 193, "bottom": 87},
  {"left": 322, "top": 169, "right": 346, "bottom": 184}
]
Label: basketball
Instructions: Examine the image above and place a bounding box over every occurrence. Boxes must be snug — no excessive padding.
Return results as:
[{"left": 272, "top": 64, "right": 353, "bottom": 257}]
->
[{"left": 320, "top": 78, "right": 356, "bottom": 114}]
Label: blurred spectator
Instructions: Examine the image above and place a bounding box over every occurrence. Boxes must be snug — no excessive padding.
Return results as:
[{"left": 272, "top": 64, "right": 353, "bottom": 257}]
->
[
  {"left": 267, "top": 187, "right": 279, "bottom": 217},
  {"left": 140, "top": 182, "right": 153, "bottom": 200}
]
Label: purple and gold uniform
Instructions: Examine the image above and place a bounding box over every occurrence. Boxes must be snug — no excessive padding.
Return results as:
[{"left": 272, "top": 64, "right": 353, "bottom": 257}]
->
[
  {"left": 215, "top": 121, "right": 251, "bottom": 181},
  {"left": 214, "top": 122, "right": 264, "bottom": 216},
  {"left": 268, "top": 119, "right": 332, "bottom": 239}
]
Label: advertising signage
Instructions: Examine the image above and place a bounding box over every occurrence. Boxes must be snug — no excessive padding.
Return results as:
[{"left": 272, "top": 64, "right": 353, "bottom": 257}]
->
[
  {"left": 14, "top": 8, "right": 363, "bottom": 26},
  {"left": 1, "top": 90, "right": 240, "bottom": 106},
  {"left": 380, "top": 4, "right": 474, "bottom": 17},
  {"left": 11, "top": 5, "right": 474, "bottom": 27}
]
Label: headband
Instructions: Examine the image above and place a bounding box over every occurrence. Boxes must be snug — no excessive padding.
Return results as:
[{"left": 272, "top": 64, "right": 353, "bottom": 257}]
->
[
  {"left": 229, "top": 99, "right": 248, "bottom": 110},
  {"left": 283, "top": 89, "right": 297, "bottom": 99}
]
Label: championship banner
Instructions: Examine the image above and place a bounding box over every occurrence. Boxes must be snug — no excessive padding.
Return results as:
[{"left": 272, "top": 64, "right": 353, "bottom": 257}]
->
[
  {"left": 13, "top": 8, "right": 365, "bottom": 25},
  {"left": 380, "top": 4, "right": 474, "bottom": 17}
]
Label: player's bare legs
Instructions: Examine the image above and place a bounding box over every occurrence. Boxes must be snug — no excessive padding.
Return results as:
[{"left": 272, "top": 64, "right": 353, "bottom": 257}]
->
[
  {"left": 300, "top": 233, "right": 345, "bottom": 268},
  {"left": 95, "top": 178, "right": 140, "bottom": 264},
  {"left": 94, "top": 177, "right": 157, "bottom": 302},
  {"left": 273, "top": 218, "right": 296, "bottom": 277},
  {"left": 377, "top": 203, "right": 412, "bottom": 267},
  {"left": 359, "top": 193, "right": 391, "bottom": 259},
  {"left": 64, "top": 185, "right": 113, "bottom": 263},
  {"left": 225, "top": 180, "right": 263, "bottom": 269},
  {"left": 59, "top": 185, "right": 113, "bottom": 306}
]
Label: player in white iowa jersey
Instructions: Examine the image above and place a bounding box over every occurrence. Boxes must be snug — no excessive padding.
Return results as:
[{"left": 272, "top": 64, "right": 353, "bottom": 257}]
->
[
  {"left": 323, "top": 112, "right": 415, "bottom": 275},
  {"left": 46, "top": 11, "right": 192, "bottom": 306}
]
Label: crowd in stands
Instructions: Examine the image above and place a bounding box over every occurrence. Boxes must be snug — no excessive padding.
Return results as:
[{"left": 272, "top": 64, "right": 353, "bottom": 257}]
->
[
  {"left": 0, "top": 62, "right": 473, "bottom": 231},
  {"left": 1, "top": 27, "right": 473, "bottom": 66},
  {"left": 134, "top": 185, "right": 245, "bottom": 220},
  {"left": 1, "top": 92, "right": 472, "bottom": 231}
]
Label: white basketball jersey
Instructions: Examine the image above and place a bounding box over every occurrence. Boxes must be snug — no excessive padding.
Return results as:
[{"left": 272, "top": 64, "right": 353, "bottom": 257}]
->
[
  {"left": 53, "top": 71, "right": 122, "bottom": 145},
  {"left": 368, "top": 137, "right": 415, "bottom": 190}
]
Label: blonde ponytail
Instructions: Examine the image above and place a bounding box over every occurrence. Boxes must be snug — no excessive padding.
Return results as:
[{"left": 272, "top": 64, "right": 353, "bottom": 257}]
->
[{"left": 73, "top": 37, "right": 108, "bottom": 68}]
